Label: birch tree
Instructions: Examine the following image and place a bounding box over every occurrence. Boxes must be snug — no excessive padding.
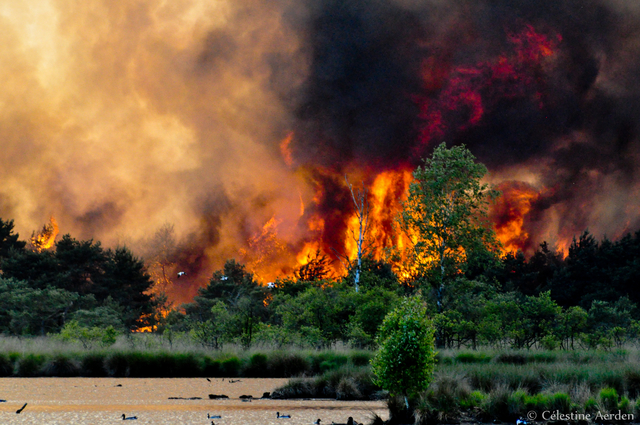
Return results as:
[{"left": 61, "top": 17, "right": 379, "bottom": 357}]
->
[{"left": 345, "top": 176, "right": 370, "bottom": 293}]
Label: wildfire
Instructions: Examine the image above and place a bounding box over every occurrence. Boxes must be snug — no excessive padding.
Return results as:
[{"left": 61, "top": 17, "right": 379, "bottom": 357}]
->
[
  {"left": 280, "top": 132, "right": 295, "bottom": 167},
  {"left": 30, "top": 216, "right": 59, "bottom": 252},
  {"left": 419, "top": 25, "right": 561, "bottom": 145},
  {"left": 344, "top": 169, "right": 414, "bottom": 262},
  {"left": 490, "top": 181, "right": 540, "bottom": 254}
]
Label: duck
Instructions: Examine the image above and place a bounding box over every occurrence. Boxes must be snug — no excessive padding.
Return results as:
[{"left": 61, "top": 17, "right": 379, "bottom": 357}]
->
[
  {"left": 16, "top": 403, "right": 27, "bottom": 414},
  {"left": 313, "top": 419, "right": 322, "bottom": 425},
  {"left": 122, "top": 413, "right": 138, "bottom": 420},
  {"left": 332, "top": 417, "right": 355, "bottom": 425},
  {"left": 277, "top": 412, "right": 291, "bottom": 419},
  {"left": 208, "top": 414, "right": 222, "bottom": 419}
]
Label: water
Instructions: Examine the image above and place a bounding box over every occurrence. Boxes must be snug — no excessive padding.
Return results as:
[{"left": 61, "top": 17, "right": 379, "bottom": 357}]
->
[{"left": 0, "top": 378, "right": 388, "bottom": 424}]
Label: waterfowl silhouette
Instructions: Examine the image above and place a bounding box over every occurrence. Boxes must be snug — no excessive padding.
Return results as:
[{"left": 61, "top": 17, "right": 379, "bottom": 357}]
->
[
  {"left": 122, "top": 413, "right": 138, "bottom": 420},
  {"left": 277, "top": 412, "right": 291, "bottom": 418},
  {"left": 208, "top": 414, "right": 222, "bottom": 419},
  {"left": 332, "top": 417, "right": 355, "bottom": 425},
  {"left": 16, "top": 403, "right": 27, "bottom": 414},
  {"left": 313, "top": 419, "right": 322, "bottom": 425}
]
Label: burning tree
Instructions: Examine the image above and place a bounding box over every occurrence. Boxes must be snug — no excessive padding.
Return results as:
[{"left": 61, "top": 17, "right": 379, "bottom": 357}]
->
[{"left": 399, "top": 143, "right": 500, "bottom": 311}]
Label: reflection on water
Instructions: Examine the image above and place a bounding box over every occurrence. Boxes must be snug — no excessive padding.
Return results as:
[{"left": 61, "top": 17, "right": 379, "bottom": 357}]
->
[{"left": 0, "top": 378, "right": 388, "bottom": 425}]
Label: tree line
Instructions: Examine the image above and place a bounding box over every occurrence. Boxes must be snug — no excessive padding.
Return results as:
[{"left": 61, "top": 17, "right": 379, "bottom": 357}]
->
[{"left": 0, "top": 143, "right": 639, "bottom": 351}]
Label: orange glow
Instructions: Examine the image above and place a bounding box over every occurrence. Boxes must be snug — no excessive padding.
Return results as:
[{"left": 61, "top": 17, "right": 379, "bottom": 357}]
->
[
  {"left": 280, "top": 132, "right": 295, "bottom": 167},
  {"left": 491, "top": 181, "right": 540, "bottom": 254},
  {"left": 31, "top": 216, "right": 59, "bottom": 252}
]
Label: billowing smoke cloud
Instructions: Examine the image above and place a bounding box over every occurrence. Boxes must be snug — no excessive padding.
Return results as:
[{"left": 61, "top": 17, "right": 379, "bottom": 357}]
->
[{"left": 1, "top": 0, "right": 640, "bottom": 301}]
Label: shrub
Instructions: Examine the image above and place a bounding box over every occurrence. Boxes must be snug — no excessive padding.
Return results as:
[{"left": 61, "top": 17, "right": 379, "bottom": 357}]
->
[
  {"left": 371, "top": 297, "right": 436, "bottom": 409},
  {"left": 599, "top": 387, "right": 619, "bottom": 412},
  {"left": 105, "top": 352, "right": 130, "bottom": 377},
  {"left": 202, "top": 358, "right": 221, "bottom": 377},
  {"left": 495, "top": 353, "right": 526, "bottom": 365},
  {"left": 269, "top": 352, "right": 309, "bottom": 377},
  {"left": 80, "top": 353, "right": 107, "bottom": 377},
  {"left": 460, "top": 390, "right": 485, "bottom": 409},
  {"left": 42, "top": 354, "right": 81, "bottom": 377},
  {"left": 455, "top": 352, "right": 492, "bottom": 364},
  {"left": 0, "top": 353, "right": 14, "bottom": 376},
  {"left": 244, "top": 353, "right": 268, "bottom": 377},
  {"left": 548, "top": 392, "right": 572, "bottom": 413},
  {"left": 221, "top": 357, "right": 241, "bottom": 377},
  {"left": 625, "top": 369, "right": 640, "bottom": 398},
  {"left": 350, "top": 352, "right": 372, "bottom": 367},
  {"left": 16, "top": 354, "right": 46, "bottom": 377}
]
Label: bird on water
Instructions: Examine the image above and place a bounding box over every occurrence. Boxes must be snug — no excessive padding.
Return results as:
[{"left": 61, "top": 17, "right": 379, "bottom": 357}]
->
[
  {"left": 122, "top": 413, "right": 138, "bottom": 420},
  {"left": 313, "top": 419, "right": 322, "bottom": 425},
  {"left": 16, "top": 403, "right": 27, "bottom": 414},
  {"left": 332, "top": 417, "right": 356, "bottom": 425},
  {"left": 277, "top": 412, "right": 291, "bottom": 418}
]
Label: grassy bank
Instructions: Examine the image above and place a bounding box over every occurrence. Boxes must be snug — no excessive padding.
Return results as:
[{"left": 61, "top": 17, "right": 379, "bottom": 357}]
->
[
  {"left": 0, "top": 335, "right": 372, "bottom": 378},
  {"left": 271, "top": 347, "right": 640, "bottom": 423}
]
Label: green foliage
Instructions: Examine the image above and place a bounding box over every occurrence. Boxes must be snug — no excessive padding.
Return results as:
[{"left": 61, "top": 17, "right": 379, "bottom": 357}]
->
[
  {"left": 399, "top": 143, "right": 500, "bottom": 304},
  {"left": 55, "top": 320, "right": 119, "bottom": 349},
  {"left": 0, "top": 278, "right": 80, "bottom": 335},
  {"left": 371, "top": 296, "right": 436, "bottom": 404},
  {"left": 184, "top": 260, "right": 267, "bottom": 348}
]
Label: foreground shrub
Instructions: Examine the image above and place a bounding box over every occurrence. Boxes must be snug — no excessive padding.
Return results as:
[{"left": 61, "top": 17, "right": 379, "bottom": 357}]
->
[
  {"left": 415, "top": 373, "right": 472, "bottom": 423},
  {"left": 272, "top": 366, "right": 379, "bottom": 400}
]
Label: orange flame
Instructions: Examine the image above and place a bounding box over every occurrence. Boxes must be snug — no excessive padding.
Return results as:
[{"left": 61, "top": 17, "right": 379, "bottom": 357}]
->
[
  {"left": 490, "top": 181, "right": 540, "bottom": 254},
  {"left": 31, "top": 216, "right": 59, "bottom": 252}
]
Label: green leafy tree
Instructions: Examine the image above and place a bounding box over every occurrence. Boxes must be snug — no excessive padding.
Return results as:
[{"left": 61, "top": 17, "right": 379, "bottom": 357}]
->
[
  {"left": 371, "top": 296, "right": 436, "bottom": 409},
  {"left": 274, "top": 283, "right": 355, "bottom": 347},
  {"left": 0, "top": 278, "right": 80, "bottom": 335},
  {"left": 185, "top": 260, "right": 267, "bottom": 348},
  {"left": 399, "top": 143, "right": 500, "bottom": 312}
]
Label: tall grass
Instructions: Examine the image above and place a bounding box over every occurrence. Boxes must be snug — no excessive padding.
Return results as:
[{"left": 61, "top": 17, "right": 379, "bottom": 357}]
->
[{"left": 0, "top": 335, "right": 373, "bottom": 378}]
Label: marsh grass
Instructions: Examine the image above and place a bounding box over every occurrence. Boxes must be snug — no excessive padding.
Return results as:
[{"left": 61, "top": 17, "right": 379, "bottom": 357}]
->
[
  {"left": 0, "top": 335, "right": 374, "bottom": 378},
  {"left": 271, "top": 365, "right": 380, "bottom": 400}
]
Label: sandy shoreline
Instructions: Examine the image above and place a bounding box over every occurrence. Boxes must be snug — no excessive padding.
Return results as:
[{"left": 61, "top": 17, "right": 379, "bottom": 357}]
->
[{"left": 0, "top": 378, "right": 388, "bottom": 424}]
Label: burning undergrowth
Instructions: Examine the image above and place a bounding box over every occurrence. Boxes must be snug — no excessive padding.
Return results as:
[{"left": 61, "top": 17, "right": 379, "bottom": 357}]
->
[{"left": 2, "top": 0, "right": 640, "bottom": 302}]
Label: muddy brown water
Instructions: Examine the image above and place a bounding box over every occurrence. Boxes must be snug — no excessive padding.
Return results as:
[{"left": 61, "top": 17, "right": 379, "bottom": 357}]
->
[{"left": 0, "top": 378, "right": 388, "bottom": 424}]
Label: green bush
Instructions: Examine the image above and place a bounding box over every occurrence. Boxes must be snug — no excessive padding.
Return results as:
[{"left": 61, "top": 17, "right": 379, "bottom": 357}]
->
[
  {"left": 42, "top": 354, "right": 81, "bottom": 377},
  {"left": 599, "top": 387, "right": 619, "bottom": 412},
  {"left": 455, "top": 352, "right": 492, "bottom": 364},
  {"left": 105, "top": 352, "right": 130, "bottom": 377},
  {"left": 80, "top": 353, "right": 106, "bottom": 377},
  {"left": 221, "top": 357, "right": 241, "bottom": 377},
  {"left": 548, "top": 392, "right": 572, "bottom": 413},
  {"left": 0, "top": 353, "right": 14, "bottom": 376},
  {"left": 269, "top": 352, "right": 309, "bottom": 377},
  {"left": 16, "top": 354, "right": 46, "bottom": 377},
  {"left": 202, "top": 357, "right": 221, "bottom": 377}
]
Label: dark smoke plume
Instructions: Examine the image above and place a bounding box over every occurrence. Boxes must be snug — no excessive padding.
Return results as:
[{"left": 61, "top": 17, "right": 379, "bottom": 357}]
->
[{"left": 2, "top": 0, "right": 640, "bottom": 302}]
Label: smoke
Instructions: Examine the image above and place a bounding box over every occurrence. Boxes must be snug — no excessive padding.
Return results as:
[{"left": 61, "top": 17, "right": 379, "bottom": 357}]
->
[{"left": 1, "top": 0, "right": 640, "bottom": 301}]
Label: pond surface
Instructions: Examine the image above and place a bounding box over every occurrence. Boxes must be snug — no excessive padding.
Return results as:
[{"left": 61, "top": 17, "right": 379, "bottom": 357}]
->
[{"left": 0, "top": 378, "right": 388, "bottom": 424}]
